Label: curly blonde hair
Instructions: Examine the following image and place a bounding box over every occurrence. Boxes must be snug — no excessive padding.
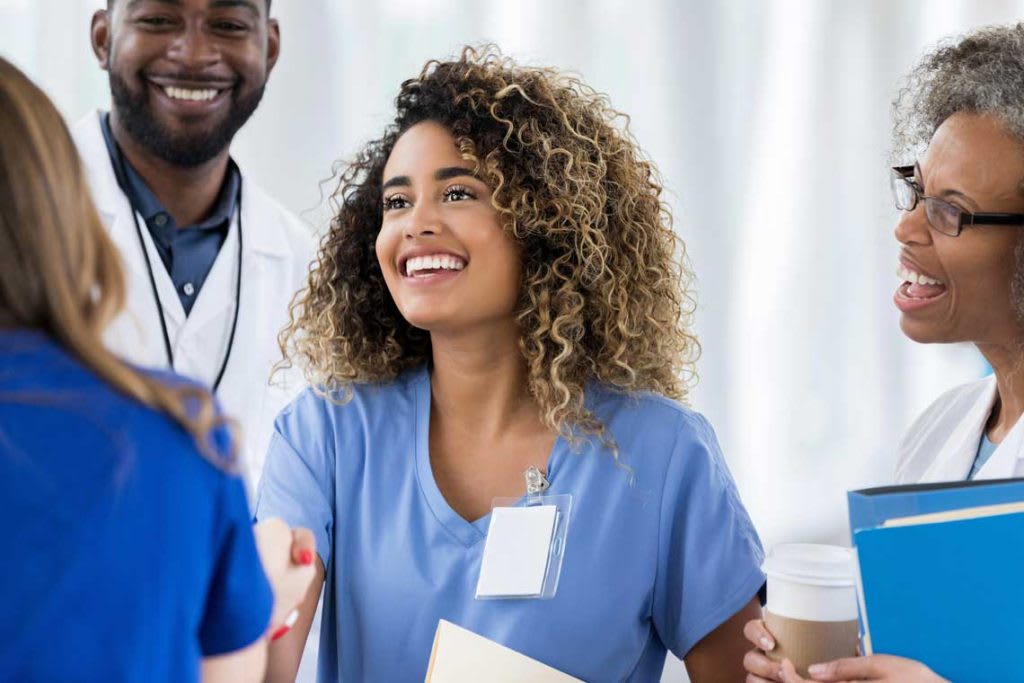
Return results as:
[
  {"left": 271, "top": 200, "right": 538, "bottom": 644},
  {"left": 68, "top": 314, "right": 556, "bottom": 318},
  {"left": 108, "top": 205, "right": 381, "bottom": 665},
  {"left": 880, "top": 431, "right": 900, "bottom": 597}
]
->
[{"left": 281, "top": 46, "right": 699, "bottom": 445}]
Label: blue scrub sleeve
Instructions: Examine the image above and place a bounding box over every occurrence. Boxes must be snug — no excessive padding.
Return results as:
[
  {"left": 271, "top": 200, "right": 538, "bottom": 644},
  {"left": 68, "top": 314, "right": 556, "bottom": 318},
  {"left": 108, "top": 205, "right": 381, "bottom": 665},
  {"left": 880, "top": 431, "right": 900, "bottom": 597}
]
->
[
  {"left": 653, "top": 412, "right": 766, "bottom": 657},
  {"left": 199, "top": 475, "right": 274, "bottom": 656},
  {"left": 254, "top": 396, "right": 336, "bottom": 570}
]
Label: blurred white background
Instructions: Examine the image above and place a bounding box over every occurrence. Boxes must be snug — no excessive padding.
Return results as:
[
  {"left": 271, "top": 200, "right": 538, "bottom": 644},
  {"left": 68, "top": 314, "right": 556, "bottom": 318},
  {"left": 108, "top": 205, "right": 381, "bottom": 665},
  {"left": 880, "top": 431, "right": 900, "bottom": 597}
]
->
[{"left": 3, "top": 1, "right": 1019, "bottom": 680}]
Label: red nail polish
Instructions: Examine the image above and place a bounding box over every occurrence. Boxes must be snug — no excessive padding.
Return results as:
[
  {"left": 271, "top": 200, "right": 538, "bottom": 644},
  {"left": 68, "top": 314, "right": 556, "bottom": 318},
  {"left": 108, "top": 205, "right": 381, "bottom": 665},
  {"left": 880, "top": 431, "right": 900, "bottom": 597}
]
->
[
  {"left": 270, "top": 625, "right": 291, "bottom": 642},
  {"left": 299, "top": 549, "right": 314, "bottom": 566}
]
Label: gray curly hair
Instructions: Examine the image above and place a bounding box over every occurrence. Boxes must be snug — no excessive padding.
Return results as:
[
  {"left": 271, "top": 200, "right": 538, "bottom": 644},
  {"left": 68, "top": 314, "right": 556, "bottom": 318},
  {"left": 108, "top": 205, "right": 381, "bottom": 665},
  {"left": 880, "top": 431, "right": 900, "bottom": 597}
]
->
[
  {"left": 893, "top": 23, "right": 1024, "bottom": 158},
  {"left": 892, "top": 23, "right": 1024, "bottom": 318}
]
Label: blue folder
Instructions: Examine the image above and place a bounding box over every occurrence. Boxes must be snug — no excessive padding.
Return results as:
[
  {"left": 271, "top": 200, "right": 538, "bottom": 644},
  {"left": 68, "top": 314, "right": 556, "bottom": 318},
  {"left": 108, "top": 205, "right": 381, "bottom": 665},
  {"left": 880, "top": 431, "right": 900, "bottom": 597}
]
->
[{"left": 847, "top": 478, "right": 1024, "bottom": 682}]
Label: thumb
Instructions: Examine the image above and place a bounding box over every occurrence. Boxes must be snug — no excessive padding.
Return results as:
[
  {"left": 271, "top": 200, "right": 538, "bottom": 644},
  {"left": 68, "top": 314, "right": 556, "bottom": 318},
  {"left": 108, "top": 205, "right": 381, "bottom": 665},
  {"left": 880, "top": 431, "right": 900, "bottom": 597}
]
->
[{"left": 290, "top": 527, "right": 316, "bottom": 566}]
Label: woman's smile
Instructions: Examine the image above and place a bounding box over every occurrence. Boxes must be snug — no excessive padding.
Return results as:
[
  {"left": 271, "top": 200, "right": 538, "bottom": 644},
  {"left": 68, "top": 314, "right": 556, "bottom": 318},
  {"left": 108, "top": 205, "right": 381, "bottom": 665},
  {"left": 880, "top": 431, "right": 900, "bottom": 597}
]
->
[
  {"left": 893, "top": 261, "right": 948, "bottom": 312},
  {"left": 399, "top": 251, "right": 468, "bottom": 286}
]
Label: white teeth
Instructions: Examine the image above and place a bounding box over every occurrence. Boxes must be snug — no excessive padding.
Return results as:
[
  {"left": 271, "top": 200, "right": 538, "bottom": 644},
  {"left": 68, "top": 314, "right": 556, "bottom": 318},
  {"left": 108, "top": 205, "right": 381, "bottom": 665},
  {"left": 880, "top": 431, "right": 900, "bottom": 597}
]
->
[
  {"left": 404, "top": 254, "right": 467, "bottom": 277},
  {"left": 162, "top": 86, "right": 219, "bottom": 102},
  {"left": 897, "top": 264, "right": 943, "bottom": 286}
]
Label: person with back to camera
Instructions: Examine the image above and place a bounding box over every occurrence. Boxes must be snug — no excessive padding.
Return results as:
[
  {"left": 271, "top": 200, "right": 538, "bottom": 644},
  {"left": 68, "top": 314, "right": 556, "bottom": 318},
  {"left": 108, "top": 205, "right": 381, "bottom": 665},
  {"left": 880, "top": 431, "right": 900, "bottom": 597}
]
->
[
  {"left": 254, "top": 46, "right": 767, "bottom": 683},
  {"left": 0, "top": 56, "right": 315, "bottom": 683},
  {"left": 743, "top": 23, "right": 1024, "bottom": 683}
]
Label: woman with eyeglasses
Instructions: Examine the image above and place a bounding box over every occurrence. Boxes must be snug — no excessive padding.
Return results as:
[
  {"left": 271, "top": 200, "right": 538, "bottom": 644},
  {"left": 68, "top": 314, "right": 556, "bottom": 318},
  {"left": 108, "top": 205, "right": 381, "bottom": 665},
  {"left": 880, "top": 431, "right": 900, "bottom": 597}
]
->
[{"left": 743, "top": 23, "right": 1024, "bottom": 683}]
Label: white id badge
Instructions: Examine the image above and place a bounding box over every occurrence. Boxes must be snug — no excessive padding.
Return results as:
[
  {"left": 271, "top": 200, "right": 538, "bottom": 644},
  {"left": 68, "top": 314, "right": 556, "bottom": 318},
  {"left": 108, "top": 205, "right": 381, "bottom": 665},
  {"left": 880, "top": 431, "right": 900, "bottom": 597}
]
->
[{"left": 475, "top": 490, "right": 572, "bottom": 601}]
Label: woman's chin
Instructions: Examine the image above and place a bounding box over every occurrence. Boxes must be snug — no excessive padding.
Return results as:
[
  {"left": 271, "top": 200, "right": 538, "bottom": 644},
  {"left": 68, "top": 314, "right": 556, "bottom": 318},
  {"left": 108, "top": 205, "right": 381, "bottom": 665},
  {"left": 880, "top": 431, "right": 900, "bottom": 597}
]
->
[
  {"left": 899, "top": 317, "right": 956, "bottom": 345},
  {"left": 400, "top": 313, "right": 451, "bottom": 335}
]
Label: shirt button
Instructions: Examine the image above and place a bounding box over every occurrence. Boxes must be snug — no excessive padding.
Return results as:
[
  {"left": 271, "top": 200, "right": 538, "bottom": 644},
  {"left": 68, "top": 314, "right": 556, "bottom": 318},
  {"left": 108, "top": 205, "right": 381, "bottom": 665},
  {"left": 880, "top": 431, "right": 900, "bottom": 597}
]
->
[
  {"left": 183, "top": 282, "right": 195, "bottom": 296},
  {"left": 154, "top": 214, "right": 168, "bottom": 227}
]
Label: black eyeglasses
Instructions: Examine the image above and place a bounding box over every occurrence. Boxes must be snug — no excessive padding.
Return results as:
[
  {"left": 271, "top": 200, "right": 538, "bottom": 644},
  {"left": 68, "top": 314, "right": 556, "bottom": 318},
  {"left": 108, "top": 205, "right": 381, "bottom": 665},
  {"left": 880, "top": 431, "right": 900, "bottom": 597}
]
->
[{"left": 890, "top": 165, "right": 1024, "bottom": 237}]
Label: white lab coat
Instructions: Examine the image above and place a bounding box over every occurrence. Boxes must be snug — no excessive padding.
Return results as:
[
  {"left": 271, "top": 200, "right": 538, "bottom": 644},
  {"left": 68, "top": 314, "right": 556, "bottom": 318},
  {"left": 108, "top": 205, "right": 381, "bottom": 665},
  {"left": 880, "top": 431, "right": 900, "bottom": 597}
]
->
[
  {"left": 895, "top": 375, "right": 1024, "bottom": 483},
  {"left": 73, "top": 111, "right": 317, "bottom": 494}
]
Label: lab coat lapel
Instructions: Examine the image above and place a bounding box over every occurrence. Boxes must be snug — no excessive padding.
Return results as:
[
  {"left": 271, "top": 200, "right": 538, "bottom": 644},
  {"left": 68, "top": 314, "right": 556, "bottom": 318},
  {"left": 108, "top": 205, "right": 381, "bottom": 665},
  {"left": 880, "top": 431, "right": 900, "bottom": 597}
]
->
[
  {"left": 75, "top": 112, "right": 185, "bottom": 364},
  {"left": 76, "top": 112, "right": 149, "bottom": 286},
  {"left": 185, "top": 175, "right": 292, "bottom": 334},
  {"left": 974, "top": 408, "right": 1024, "bottom": 480},
  {"left": 919, "top": 377, "right": 998, "bottom": 482}
]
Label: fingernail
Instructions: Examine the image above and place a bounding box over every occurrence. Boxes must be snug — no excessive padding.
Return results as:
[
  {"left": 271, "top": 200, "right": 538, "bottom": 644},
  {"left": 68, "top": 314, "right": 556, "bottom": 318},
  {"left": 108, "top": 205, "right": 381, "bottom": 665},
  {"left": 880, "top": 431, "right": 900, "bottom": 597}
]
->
[
  {"left": 760, "top": 636, "right": 775, "bottom": 651},
  {"left": 299, "top": 549, "right": 313, "bottom": 565},
  {"left": 270, "top": 625, "right": 291, "bottom": 642},
  {"left": 808, "top": 664, "right": 826, "bottom": 675}
]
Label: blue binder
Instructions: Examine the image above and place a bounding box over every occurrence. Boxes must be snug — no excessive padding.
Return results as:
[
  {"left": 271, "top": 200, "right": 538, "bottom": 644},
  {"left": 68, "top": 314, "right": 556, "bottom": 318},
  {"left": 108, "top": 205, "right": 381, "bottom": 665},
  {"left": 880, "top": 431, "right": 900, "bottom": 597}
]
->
[{"left": 847, "top": 478, "right": 1024, "bottom": 682}]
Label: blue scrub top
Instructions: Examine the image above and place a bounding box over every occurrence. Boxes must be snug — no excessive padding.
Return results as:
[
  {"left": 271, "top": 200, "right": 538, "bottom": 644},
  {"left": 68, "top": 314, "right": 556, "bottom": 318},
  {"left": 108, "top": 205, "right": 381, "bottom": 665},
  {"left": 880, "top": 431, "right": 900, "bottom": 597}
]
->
[
  {"left": 0, "top": 330, "right": 273, "bottom": 682},
  {"left": 256, "top": 366, "right": 765, "bottom": 682}
]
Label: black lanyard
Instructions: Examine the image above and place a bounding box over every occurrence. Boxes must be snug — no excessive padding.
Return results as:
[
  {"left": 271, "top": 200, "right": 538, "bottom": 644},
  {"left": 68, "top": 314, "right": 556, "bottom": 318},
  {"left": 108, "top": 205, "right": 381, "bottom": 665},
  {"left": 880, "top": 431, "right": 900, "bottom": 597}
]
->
[{"left": 111, "top": 149, "right": 243, "bottom": 394}]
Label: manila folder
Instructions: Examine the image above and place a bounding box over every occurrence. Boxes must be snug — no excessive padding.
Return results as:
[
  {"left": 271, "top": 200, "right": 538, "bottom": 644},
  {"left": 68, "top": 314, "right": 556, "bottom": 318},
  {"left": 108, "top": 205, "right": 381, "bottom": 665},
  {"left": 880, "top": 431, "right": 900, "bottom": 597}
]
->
[{"left": 425, "top": 619, "right": 582, "bottom": 682}]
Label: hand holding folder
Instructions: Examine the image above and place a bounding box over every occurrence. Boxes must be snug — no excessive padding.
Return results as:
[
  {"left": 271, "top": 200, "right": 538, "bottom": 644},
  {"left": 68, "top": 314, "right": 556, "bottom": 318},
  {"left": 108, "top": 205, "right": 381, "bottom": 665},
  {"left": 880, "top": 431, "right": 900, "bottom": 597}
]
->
[
  {"left": 847, "top": 478, "right": 1024, "bottom": 683},
  {"left": 425, "top": 620, "right": 582, "bottom": 682}
]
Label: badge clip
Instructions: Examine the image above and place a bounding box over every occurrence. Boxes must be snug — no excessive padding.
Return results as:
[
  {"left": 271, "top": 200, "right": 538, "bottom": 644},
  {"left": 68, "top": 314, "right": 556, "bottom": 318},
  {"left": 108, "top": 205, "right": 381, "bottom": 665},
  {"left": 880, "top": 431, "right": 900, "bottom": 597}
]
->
[{"left": 524, "top": 465, "right": 550, "bottom": 496}]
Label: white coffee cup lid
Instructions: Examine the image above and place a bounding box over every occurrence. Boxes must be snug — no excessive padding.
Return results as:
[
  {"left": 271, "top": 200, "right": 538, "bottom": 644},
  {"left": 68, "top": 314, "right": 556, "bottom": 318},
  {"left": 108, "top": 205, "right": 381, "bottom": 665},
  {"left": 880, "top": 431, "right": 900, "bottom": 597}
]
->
[{"left": 763, "top": 543, "right": 855, "bottom": 587}]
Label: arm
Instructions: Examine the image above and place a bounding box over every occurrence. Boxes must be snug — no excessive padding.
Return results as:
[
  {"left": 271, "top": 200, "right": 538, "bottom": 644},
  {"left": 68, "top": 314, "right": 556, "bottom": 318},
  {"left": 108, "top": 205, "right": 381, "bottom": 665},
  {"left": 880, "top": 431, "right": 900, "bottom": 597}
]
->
[
  {"left": 684, "top": 597, "right": 762, "bottom": 683},
  {"left": 200, "top": 525, "right": 318, "bottom": 683},
  {"left": 253, "top": 396, "right": 337, "bottom": 681},
  {"left": 202, "top": 641, "right": 268, "bottom": 683},
  {"left": 264, "top": 557, "right": 325, "bottom": 683},
  {"left": 196, "top": 540, "right": 315, "bottom": 683},
  {"left": 199, "top": 520, "right": 318, "bottom": 683}
]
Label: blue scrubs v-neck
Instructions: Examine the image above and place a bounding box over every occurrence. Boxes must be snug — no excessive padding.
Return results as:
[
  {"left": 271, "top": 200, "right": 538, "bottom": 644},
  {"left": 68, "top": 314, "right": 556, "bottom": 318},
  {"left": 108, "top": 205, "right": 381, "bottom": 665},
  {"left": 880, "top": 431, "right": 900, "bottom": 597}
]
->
[{"left": 411, "top": 367, "right": 564, "bottom": 547}]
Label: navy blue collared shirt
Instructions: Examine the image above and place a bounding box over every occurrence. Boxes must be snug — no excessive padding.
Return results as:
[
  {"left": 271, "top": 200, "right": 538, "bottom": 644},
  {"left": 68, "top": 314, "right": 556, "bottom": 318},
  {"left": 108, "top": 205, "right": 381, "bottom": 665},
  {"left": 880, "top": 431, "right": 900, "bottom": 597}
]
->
[{"left": 100, "top": 113, "right": 239, "bottom": 315}]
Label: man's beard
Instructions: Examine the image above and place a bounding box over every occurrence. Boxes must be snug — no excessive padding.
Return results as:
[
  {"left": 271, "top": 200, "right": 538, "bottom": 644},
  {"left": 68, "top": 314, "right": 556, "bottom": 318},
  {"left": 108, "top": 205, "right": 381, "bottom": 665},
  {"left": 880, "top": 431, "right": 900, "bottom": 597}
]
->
[{"left": 109, "top": 71, "right": 264, "bottom": 167}]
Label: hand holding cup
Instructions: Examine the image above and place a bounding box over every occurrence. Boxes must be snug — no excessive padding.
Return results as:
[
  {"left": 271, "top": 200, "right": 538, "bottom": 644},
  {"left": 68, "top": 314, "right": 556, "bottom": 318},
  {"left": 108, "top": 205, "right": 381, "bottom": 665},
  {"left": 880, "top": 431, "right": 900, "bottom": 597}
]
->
[{"left": 758, "top": 544, "right": 859, "bottom": 677}]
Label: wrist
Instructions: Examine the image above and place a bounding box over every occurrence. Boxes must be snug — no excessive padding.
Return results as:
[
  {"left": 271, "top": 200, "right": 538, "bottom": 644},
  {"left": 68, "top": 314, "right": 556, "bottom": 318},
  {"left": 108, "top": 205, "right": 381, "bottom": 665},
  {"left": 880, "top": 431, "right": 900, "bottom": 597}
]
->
[{"left": 268, "top": 608, "right": 300, "bottom": 642}]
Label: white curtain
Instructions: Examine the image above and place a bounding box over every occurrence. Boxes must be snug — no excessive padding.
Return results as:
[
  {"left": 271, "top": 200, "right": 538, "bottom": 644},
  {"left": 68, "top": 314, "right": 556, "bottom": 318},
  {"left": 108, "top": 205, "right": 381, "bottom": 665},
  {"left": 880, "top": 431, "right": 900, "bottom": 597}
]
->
[{"left": 4, "top": 1, "right": 1022, "bottom": 680}]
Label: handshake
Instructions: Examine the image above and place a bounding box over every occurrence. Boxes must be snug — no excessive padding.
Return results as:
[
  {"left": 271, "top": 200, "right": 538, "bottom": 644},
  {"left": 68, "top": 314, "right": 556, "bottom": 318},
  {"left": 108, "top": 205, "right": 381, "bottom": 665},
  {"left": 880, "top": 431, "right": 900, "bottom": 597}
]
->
[{"left": 253, "top": 519, "right": 318, "bottom": 642}]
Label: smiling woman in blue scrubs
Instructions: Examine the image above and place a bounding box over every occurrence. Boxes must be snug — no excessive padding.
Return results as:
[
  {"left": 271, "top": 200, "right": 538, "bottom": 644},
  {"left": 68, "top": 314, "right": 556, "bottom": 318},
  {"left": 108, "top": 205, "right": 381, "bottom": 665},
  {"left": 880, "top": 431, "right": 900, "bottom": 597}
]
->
[{"left": 257, "top": 47, "right": 765, "bottom": 682}]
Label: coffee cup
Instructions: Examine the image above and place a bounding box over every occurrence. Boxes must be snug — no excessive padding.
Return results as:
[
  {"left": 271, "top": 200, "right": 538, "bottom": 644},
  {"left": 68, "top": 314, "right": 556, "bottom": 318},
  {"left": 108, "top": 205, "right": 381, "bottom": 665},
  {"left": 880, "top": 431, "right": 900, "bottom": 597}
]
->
[{"left": 762, "top": 543, "right": 859, "bottom": 675}]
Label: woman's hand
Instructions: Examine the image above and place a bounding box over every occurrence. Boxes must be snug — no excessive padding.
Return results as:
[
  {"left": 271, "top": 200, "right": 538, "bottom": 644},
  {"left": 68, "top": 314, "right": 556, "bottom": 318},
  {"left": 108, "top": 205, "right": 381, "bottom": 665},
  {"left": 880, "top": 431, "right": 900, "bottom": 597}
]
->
[
  {"left": 253, "top": 518, "right": 317, "bottom": 639},
  {"left": 743, "top": 618, "right": 784, "bottom": 682},
  {"left": 741, "top": 618, "right": 947, "bottom": 683},
  {"left": 767, "top": 656, "right": 948, "bottom": 683}
]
